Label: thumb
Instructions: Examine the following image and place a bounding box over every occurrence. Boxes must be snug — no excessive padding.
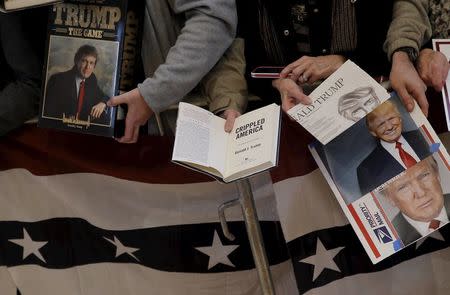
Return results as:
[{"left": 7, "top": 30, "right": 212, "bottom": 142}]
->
[
  {"left": 397, "top": 87, "right": 415, "bottom": 112},
  {"left": 224, "top": 117, "right": 236, "bottom": 133},
  {"left": 107, "top": 94, "right": 127, "bottom": 107},
  {"left": 296, "top": 93, "right": 312, "bottom": 105},
  {"left": 290, "top": 86, "right": 312, "bottom": 105},
  {"left": 223, "top": 110, "right": 240, "bottom": 133},
  {"left": 224, "top": 116, "right": 236, "bottom": 133}
]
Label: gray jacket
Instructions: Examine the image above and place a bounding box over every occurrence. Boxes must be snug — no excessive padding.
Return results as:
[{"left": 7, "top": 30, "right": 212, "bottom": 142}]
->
[
  {"left": 384, "top": 0, "right": 431, "bottom": 60},
  {"left": 137, "top": 0, "right": 237, "bottom": 113}
]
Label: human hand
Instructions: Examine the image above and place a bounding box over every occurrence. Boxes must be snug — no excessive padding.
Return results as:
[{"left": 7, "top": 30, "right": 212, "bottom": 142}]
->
[
  {"left": 416, "top": 48, "right": 449, "bottom": 92},
  {"left": 272, "top": 78, "right": 312, "bottom": 112},
  {"left": 90, "top": 102, "right": 106, "bottom": 119},
  {"left": 280, "top": 55, "right": 346, "bottom": 84},
  {"left": 220, "top": 109, "right": 241, "bottom": 133},
  {"left": 390, "top": 51, "right": 428, "bottom": 116},
  {"left": 107, "top": 88, "right": 154, "bottom": 143}
]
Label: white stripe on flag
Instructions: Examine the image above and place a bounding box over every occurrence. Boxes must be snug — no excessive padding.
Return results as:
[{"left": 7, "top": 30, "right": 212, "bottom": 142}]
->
[
  {"left": 274, "top": 169, "right": 348, "bottom": 242},
  {"left": 0, "top": 169, "right": 278, "bottom": 229},
  {"left": 4, "top": 261, "right": 297, "bottom": 295},
  {"left": 306, "top": 247, "right": 450, "bottom": 295},
  {"left": 0, "top": 266, "right": 16, "bottom": 295}
]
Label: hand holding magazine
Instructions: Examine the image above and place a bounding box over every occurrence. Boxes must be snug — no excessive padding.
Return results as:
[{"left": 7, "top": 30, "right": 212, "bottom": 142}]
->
[
  {"left": 172, "top": 103, "right": 281, "bottom": 183},
  {"left": 309, "top": 93, "right": 450, "bottom": 264},
  {"left": 287, "top": 60, "right": 390, "bottom": 144},
  {"left": 285, "top": 58, "right": 450, "bottom": 263}
]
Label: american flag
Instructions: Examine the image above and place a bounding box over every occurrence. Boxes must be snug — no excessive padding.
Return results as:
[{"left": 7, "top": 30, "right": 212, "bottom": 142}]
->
[{"left": 0, "top": 114, "right": 449, "bottom": 294}]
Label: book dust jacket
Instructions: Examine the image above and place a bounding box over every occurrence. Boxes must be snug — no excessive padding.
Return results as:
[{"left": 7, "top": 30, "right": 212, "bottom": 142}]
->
[{"left": 39, "top": 0, "right": 127, "bottom": 137}]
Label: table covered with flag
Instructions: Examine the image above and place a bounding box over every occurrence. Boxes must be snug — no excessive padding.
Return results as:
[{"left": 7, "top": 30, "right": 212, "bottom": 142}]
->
[{"left": 0, "top": 112, "right": 449, "bottom": 294}]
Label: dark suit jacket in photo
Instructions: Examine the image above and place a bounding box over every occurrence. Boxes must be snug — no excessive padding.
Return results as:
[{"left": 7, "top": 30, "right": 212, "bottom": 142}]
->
[
  {"left": 43, "top": 67, "right": 109, "bottom": 124},
  {"left": 357, "top": 129, "right": 431, "bottom": 195},
  {"left": 392, "top": 194, "right": 450, "bottom": 246}
]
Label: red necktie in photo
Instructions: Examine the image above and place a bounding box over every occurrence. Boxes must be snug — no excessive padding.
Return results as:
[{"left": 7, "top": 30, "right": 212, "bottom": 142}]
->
[
  {"left": 428, "top": 219, "right": 440, "bottom": 230},
  {"left": 395, "top": 141, "right": 417, "bottom": 168},
  {"left": 77, "top": 80, "right": 85, "bottom": 116}
]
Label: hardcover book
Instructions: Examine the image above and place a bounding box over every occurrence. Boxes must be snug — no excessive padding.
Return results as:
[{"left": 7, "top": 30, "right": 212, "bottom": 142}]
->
[
  {"left": 38, "top": 0, "right": 127, "bottom": 137},
  {"left": 118, "top": 0, "right": 144, "bottom": 93},
  {"left": 0, "top": 0, "right": 60, "bottom": 12},
  {"left": 172, "top": 102, "right": 281, "bottom": 183},
  {"left": 432, "top": 39, "right": 450, "bottom": 131},
  {"left": 287, "top": 60, "right": 391, "bottom": 145},
  {"left": 309, "top": 93, "right": 450, "bottom": 263},
  {"left": 115, "top": 0, "right": 145, "bottom": 133}
]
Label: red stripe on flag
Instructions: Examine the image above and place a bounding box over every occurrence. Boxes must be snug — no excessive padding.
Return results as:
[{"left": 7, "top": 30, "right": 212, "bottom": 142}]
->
[
  {"left": 270, "top": 113, "right": 318, "bottom": 182},
  {"left": 348, "top": 204, "right": 381, "bottom": 258},
  {"left": 0, "top": 115, "right": 319, "bottom": 184},
  {"left": 0, "top": 125, "right": 212, "bottom": 184}
]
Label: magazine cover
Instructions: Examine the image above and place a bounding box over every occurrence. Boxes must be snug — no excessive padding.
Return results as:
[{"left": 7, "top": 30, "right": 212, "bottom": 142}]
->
[
  {"left": 38, "top": 0, "right": 127, "bottom": 137},
  {"left": 432, "top": 39, "right": 450, "bottom": 131},
  {"left": 310, "top": 93, "right": 450, "bottom": 263},
  {"left": 287, "top": 60, "right": 390, "bottom": 145}
]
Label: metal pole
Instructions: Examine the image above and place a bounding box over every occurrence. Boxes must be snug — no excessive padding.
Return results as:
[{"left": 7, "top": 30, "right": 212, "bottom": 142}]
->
[{"left": 236, "top": 179, "right": 276, "bottom": 295}]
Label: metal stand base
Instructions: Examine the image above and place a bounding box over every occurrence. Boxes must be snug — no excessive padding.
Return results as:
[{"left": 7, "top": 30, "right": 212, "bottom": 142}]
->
[{"left": 219, "top": 179, "right": 276, "bottom": 295}]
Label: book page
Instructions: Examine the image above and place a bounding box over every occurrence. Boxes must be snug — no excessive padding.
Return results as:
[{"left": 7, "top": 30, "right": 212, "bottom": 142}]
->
[
  {"left": 172, "top": 103, "right": 227, "bottom": 174},
  {"left": 224, "top": 104, "right": 280, "bottom": 179},
  {"left": 287, "top": 60, "right": 390, "bottom": 145},
  {"left": 432, "top": 39, "right": 450, "bottom": 130}
]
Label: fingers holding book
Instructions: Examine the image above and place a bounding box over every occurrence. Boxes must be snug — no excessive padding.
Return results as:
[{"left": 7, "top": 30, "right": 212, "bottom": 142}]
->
[{"left": 108, "top": 88, "right": 153, "bottom": 143}]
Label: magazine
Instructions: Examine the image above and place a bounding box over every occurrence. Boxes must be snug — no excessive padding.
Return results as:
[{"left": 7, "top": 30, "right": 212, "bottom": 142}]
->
[
  {"left": 309, "top": 93, "right": 450, "bottom": 263},
  {"left": 287, "top": 60, "right": 390, "bottom": 145},
  {"left": 432, "top": 39, "right": 450, "bottom": 130}
]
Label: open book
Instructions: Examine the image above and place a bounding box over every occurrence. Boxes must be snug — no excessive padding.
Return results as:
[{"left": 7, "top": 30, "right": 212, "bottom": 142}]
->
[
  {"left": 287, "top": 60, "right": 390, "bottom": 144},
  {"left": 172, "top": 103, "right": 281, "bottom": 183},
  {"left": 309, "top": 93, "right": 450, "bottom": 263}
]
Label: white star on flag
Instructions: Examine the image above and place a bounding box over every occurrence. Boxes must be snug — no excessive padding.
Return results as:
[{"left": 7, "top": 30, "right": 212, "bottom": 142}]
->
[
  {"left": 104, "top": 236, "right": 140, "bottom": 261},
  {"left": 416, "top": 230, "right": 446, "bottom": 249},
  {"left": 300, "top": 237, "right": 345, "bottom": 281},
  {"left": 9, "top": 229, "right": 48, "bottom": 263},
  {"left": 195, "top": 230, "right": 239, "bottom": 270}
]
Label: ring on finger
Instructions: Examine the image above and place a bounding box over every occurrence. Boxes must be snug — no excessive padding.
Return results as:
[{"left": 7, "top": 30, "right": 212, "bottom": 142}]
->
[{"left": 299, "top": 74, "right": 308, "bottom": 83}]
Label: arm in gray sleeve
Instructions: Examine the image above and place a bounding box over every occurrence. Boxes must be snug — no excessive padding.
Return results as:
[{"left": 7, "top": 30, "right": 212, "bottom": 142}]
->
[
  {"left": 201, "top": 38, "right": 248, "bottom": 115},
  {"left": 383, "top": 0, "right": 431, "bottom": 61},
  {"left": 137, "top": 0, "right": 237, "bottom": 113}
]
